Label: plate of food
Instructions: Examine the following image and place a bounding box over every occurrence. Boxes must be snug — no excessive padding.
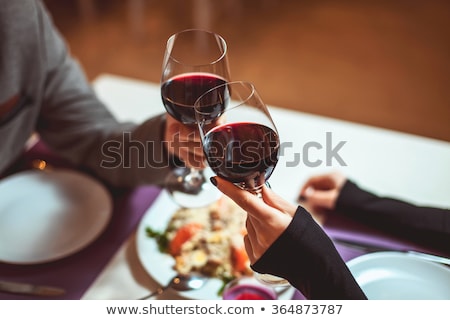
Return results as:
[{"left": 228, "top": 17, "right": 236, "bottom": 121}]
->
[
  {"left": 0, "top": 169, "right": 113, "bottom": 264},
  {"left": 136, "top": 191, "right": 254, "bottom": 300},
  {"left": 347, "top": 251, "right": 450, "bottom": 299}
]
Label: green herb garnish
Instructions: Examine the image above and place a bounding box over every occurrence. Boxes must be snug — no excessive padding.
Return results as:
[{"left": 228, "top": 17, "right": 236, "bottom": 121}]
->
[
  {"left": 145, "top": 226, "right": 169, "bottom": 252},
  {"left": 217, "top": 275, "right": 235, "bottom": 296}
]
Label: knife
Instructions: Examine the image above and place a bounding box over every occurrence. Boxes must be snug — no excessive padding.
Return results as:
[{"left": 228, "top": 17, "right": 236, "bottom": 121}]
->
[
  {"left": 333, "top": 238, "right": 450, "bottom": 266},
  {"left": 0, "top": 280, "right": 66, "bottom": 297}
]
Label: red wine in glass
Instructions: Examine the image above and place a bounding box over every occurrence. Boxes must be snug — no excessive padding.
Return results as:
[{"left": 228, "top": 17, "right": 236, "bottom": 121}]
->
[
  {"left": 161, "top": 72, "right": 228, "bottom": 124},
  {"left": 202, "top": 122, "right": 279, "bottom": 191},
  {"left": 222, "top": 283, "right": 277, "bottom": 300}
]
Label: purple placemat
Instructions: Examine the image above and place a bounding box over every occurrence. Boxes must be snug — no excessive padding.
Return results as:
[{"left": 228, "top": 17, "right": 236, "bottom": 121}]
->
[{"left": 323, "top": 212, "right": 447, "bottom": 256}]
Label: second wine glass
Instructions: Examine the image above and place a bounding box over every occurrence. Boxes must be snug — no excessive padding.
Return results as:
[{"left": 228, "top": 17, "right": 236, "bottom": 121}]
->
[
  {"left": 194, "top": 81, "right": 290, "bottom": 286},
  {"left": 161, "top": 29, "right": 231, "bottom": 208}
]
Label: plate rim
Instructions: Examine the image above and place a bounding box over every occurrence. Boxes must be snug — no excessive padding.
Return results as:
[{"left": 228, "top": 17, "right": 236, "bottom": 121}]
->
[
  {"left": 347, "top": 251, "right": 450, "bottom": 299},
  {"left": 135, "top": 190, "right": 224, "bottom": 300},
  {"left": 0, "top": 168, "right": 113, "bottom": 265}
]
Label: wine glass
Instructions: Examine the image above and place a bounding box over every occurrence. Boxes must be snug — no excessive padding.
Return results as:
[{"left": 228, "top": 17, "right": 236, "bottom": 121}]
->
[
  {"left": 194, "top": 80, "right": 289, "bottom": 286},
  {"left": 161, "top": 29, "right": 231, "bottom": 208},
  {"left": 222, "top": 276, "right": 277, "bottom": 300}
]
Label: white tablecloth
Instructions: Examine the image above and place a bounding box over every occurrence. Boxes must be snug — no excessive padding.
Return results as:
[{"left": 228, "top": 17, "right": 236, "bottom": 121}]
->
[{"left": 82, "top": 74, "right": 450, "bottom": 300}]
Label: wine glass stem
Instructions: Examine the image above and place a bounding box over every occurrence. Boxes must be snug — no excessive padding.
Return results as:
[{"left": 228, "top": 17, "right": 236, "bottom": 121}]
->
[
  {"left": 250, "top": 181, "right": 270, "bottom": 198},
  {"left": 188, "top": 167, "right": 200, "bottom": 178},
  {"left": 185, "top": 168, "right": 203, "bottom": 185}
]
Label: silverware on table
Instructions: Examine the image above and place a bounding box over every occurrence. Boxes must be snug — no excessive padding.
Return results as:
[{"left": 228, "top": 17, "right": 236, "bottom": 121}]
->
[
  {"left": 333, "top": 238, "right": 450, "bottom": 266},
  {"left": 138, "top": 273, "right": 207, "bottom": 300},
  {"left": 0, "top": 280, "right": 66, "bottom": 297}
]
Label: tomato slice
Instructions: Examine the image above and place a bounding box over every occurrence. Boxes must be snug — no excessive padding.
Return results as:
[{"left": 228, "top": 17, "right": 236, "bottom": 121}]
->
[
  {"left": 169, "top": 222, "right": 203, "bottom": 256},
  {"left": 231, "top": 244, "right": 250, "bottom": 274}
]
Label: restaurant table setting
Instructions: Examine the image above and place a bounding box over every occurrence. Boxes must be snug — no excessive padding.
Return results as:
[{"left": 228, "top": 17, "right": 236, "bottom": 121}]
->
[
  {"left": 0, "top": 74, "right": 449, "bottom": 300},
  {"left": 0, "top": 139, "right": 161, "bottom": 299}
]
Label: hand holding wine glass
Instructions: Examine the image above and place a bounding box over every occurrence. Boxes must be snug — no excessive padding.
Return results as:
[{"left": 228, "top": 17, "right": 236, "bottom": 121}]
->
[
  {"left": 212, "top": 175, "right": 295, "bottom": 265},
  {"left": 161, "top": 29, "right": 231, "bottom": 208},
  {"left": 194, "top": 81, "right": 290, "bottom": 286},
  {"left": 164, "top": 113, "right": 206, "bottom": 169}
]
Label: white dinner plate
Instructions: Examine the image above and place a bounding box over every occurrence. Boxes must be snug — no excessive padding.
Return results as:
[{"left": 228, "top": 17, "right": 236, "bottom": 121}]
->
[
  {"left": 136, "top": 190, "right": 294, "bottom": 300},
  {"left": 136, "top": 191, "right": 223, "bottom": 300},
  {"left": 0, "top": 169, "right": 113, "bottom": 264},
  {"left": 347, "top": 251, "right": 450, "bottom": 300}
]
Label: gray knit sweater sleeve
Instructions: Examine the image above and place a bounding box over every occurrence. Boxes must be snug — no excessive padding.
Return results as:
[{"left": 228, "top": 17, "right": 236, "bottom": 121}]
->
[{"left": 0, "top": 0, "right": 171, "bottom": 187}]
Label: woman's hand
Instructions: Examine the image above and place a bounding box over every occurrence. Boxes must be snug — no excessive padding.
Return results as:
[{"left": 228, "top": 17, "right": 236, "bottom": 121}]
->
[
  {"left": 299, "top": 171, "right": 347, "bottom": 210},
  {"left": 211, "top": 176, "right": 296, "bottom": 264}
]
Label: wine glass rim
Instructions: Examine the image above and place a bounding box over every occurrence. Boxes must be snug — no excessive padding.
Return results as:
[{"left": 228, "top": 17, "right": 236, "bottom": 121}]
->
[
  {"left": 194, "top": 80, "right": 256, "bottom": 115},
  {"left": 166, "top": 29, "right": 228, "bottom": 67}
]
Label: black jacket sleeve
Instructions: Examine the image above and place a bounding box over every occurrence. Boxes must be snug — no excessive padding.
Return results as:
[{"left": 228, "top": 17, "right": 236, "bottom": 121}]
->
[
  {"left": 336, "top": 180, "right": 450, "bottom": 254},
  {"left": 252, "top": 207, "right": 367, "bottom": 300}
]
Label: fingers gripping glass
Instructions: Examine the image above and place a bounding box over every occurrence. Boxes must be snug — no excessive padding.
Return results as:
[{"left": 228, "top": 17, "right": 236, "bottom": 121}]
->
[
  {"left": 194, "top": 81, "right": 289, "bottom": 286},
  {"left": 161, "top": 29, "right": 231, "bottom": 208}
]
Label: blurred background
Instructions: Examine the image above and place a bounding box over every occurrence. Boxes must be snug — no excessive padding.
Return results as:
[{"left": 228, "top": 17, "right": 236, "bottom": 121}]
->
[{"left": 43, "top": 0, "right": 449, "bottom": 142}]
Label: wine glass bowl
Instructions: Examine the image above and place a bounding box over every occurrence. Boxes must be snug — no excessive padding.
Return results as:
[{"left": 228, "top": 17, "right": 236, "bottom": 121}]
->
[
  {"left": 160, "top": 29, "right": 231, "bottom": 208},
  {"left": 194, "top": 81, "right": 280, "bottom": 195},
  {"left": 161, "top": 29, "right": 230, "bottom": 125},
  {"left": 222, "top": 276, "right": 278, "bottom": 300}
]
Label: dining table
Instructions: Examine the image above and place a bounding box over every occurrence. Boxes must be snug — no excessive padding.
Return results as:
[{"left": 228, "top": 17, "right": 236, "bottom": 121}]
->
[{"left": 0, "top": 74, "right": 449, "bottom": 301}]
